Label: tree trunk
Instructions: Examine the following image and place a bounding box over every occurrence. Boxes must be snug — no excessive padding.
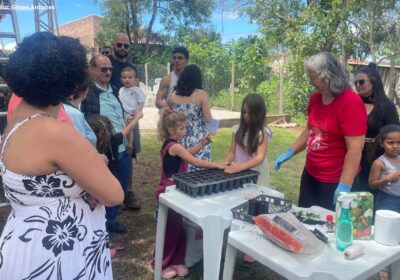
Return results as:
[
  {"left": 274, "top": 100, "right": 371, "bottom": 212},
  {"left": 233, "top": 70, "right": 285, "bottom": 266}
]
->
[
  {"left": 341, "top": 0, "right": 348, "bottom": 69},
  {"left": 388, "top": 54, "right": 399, "bottom": 105},
  {"left": 129, "top": 0, "right": 140, "bottom": 48},
  {"left": 145, "top": 0, "right": 158, "bottom": 55},
  {"left": 369, "top": 0, "right": 377, "bottom": 63}
]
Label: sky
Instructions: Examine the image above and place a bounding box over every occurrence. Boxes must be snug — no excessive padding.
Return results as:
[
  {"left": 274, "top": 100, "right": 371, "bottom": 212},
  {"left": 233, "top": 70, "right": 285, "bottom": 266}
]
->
[{"left": 0, "top": 0, "right": 259, "bottom": 49}]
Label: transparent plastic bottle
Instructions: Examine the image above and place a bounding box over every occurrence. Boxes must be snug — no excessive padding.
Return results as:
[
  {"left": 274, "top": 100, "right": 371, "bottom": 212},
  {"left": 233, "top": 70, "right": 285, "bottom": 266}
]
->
[{"left": 336, "top": 196, "right": 353, "bottom": 251}]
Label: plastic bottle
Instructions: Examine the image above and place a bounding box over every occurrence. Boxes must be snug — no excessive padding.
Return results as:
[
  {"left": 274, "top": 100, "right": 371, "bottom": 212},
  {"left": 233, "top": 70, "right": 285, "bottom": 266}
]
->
[
  {"left": 326, "top": 214, "right": 335, "bottom": 233},
  {"left": 336, "top": 195, "right": 353, "bottom": 251}
]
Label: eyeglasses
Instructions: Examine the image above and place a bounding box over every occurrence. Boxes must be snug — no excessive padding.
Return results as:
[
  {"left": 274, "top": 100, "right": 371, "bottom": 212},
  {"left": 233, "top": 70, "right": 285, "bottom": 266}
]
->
[
  {"left": 116, "top": 43, "right": 130, "bottom": 49},
  {"left": 172, "top": 55, "right": 186, "bottom": 60},
  {"left": 354, "top": 79, "right": 369, "bottom": 86},
  {"left": 99, "top": 67, "right": 113, "bottom": 74},
  {"left": 101, "top": 51, "right": 110, "bottom": 55}
]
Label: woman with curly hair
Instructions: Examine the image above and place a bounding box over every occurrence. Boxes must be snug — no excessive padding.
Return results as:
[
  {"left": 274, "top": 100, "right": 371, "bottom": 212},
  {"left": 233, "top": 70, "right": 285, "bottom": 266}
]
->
[
  {"left": 0, "top": 32, "right": 123, "bottom": 279},
  {"left": 167, "top": 64, "right": 213, "bottom": 172}
]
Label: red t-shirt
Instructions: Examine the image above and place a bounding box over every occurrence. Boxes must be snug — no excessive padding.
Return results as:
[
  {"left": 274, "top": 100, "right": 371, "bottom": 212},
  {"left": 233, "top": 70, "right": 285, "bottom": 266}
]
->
[{"left": 305, "top": 88, "right": 367, "bottom": 183}]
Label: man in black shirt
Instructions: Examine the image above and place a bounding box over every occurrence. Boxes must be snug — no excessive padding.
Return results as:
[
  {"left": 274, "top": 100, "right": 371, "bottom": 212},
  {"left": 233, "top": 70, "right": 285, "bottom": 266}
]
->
[{"left": 109, "top": 32, "right": 141, "bottom": 210}]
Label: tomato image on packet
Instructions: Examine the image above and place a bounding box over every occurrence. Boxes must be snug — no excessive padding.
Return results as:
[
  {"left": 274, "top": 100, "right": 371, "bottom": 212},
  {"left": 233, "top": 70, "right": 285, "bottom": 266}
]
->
[{"left": 253, "top": 212, "right": 324, "bottom": 254}]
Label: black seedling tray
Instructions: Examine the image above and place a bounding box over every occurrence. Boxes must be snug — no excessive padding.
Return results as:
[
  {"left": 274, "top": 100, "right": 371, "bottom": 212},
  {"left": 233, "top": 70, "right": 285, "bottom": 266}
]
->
[
  {"left": 172, "top": 169, "right": 259, "bottom": 197},
  {"left": 231, "top": 194, "right": 292, "bottom": 224}
]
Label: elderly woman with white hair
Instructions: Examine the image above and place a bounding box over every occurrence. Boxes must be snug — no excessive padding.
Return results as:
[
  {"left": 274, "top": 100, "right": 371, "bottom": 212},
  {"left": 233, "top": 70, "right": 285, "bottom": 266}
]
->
[{"left": 274, "top": 52, "right": 367, "bottom": 210}]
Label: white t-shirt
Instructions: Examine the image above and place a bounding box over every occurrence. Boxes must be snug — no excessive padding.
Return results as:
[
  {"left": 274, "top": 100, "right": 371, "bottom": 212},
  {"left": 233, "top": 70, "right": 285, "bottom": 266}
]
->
[
  {"left": 118, "top": 86, "right": 145, "bottom": 116},
  {"left": 168, "top": 71, "right": 179, "bottom": 96}
]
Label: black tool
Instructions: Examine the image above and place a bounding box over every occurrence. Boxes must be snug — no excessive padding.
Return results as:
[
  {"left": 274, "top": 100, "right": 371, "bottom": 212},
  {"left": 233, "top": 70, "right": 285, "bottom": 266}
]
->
[{"left": 310, "top": 228, "right": 328, "bottom": 244}]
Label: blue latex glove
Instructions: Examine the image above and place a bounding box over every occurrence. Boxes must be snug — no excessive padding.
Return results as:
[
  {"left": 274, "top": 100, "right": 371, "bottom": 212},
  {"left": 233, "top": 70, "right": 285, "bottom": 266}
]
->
[
  {"left": 274, "top": 148, "right": 295, "bottom": 171},
  {"left": 333, "top": 182, "right": 351, "bottom": 204}
]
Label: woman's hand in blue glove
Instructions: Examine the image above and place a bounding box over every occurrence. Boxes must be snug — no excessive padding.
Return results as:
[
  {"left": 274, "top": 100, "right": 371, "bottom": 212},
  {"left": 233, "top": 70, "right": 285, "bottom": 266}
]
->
[
  {"left": 274, "top": 148, "right": 295, "bottom": 171},
  {"left": 333, "top": 182, "right": 351, "bottom": 204}
]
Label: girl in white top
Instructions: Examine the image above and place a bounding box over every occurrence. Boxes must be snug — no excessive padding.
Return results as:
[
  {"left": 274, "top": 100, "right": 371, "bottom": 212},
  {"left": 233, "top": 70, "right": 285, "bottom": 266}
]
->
[
  {"left": 223, "top": 94, "right": 272, "bottom": 186},
  {"left": 369, "top": 124, "right": 400, "bottom": 212}
]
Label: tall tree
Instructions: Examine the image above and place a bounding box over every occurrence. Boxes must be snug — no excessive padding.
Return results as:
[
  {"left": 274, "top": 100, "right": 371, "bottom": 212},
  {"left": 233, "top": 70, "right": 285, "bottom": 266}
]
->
[{"left": 97, "top": 0, "right": 215, "bottom": 57}]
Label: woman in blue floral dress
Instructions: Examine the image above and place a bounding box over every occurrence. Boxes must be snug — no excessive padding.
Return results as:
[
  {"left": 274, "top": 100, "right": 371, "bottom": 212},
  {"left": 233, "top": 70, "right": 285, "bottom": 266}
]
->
[
  {"left": 0, "top": 32, "right": 123, "bottom": 279},
  {"left": 167, "top": 64, "right": 213, "bottom": 171}
]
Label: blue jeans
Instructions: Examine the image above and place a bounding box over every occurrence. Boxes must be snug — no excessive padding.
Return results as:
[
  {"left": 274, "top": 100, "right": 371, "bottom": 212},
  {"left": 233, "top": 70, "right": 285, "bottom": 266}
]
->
[
  {"left": 375, "top": 190, "right": 400, "bottom": 213},
  {"left": 106, "top": 152, "right": 132, "bottom": 225}
]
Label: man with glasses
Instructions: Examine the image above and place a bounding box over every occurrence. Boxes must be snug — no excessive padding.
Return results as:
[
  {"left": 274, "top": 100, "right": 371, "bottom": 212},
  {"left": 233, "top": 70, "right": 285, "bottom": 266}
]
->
[
  {"left": 81, "top": 54, "right": 131, "bottom": 234},
  {"left": 155, "top": 46, "right": 189, "bottom": 109},
  {"left": 109, "top": 32, "right": 142, "bottom": 211}
]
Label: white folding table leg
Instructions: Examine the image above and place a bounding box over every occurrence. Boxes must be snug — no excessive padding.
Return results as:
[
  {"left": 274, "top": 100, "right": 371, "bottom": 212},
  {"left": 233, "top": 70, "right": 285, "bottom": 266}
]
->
[
  {"left": 222, "top": 242, "right": 238, "bottom": 280},
  {"left": 389, "top": 258, "right": 400, "bottom": 279},
  {"left": 202, "top": 216, "right": 229, "bottom": 280},
  {"left": 154, "top": 203, "right": 168, "bottom": 280}
]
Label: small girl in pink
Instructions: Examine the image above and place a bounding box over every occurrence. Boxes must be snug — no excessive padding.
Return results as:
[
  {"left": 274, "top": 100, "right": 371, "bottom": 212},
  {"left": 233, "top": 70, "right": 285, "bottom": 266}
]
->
[
  {"left": 223, "top": 94, "right": 272, "bottom": 186},
  {"left": 151, "top": 108, "right": 224, "bottom": 279}
]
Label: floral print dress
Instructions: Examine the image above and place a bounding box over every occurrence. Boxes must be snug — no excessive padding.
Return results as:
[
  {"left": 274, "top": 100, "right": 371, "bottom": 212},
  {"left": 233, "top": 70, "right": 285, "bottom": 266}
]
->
[
  {"left": 170, "top": 100, "right": 211, "bottom": 172},
  {"left": 0, "top": 114, "right": 112, "bottom": 280}
]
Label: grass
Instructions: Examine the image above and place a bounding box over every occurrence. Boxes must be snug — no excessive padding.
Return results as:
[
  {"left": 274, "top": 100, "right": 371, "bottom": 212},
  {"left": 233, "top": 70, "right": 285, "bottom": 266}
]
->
[
  {"left": 125, "top": 127, "right": 306, "bottom": 280},
  {"left": 211, "top": 127, "right": 305, "bottom": 203}
]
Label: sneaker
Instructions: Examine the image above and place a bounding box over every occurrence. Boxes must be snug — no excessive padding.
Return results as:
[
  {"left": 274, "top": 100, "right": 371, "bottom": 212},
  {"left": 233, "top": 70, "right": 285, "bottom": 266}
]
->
[
  {"left": 171, "top": 264, "right": 188, "bottom": 277},
  {"left": 124, "top": 191, "right": 141, "bottom": 210},
  {"left": 106, "top": 222, "right": 127, "bottom": 234},
  {"left": 162, "top": 266, "right": 177, "bottom": 279}
]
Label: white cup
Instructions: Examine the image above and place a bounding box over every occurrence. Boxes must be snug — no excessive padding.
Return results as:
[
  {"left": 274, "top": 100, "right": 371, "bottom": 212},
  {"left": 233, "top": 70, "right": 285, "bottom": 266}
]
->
[{"left": 374, "top": 210, "right": 400, "bottom": 246}]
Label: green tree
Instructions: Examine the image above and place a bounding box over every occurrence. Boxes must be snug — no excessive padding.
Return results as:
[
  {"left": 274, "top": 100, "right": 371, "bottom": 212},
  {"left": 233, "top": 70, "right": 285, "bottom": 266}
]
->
[{"left": 97, "top": 0, "right": 215, "bottom": 59}]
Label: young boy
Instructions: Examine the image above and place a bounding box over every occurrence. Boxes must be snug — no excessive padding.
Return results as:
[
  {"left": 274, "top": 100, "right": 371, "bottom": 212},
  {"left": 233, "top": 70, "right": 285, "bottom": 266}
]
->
[{"left": 118, "top": 67, "right": 145, "bottom": 155}]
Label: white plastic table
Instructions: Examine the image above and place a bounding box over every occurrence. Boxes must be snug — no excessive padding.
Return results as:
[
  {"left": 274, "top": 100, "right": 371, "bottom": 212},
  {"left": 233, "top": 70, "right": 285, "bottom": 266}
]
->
[
  {"left": 223, "top": 206, "right": 400, "bottom": 280},
  {"left": 153, "top": 185, "right": 283, "bottom": 280}
]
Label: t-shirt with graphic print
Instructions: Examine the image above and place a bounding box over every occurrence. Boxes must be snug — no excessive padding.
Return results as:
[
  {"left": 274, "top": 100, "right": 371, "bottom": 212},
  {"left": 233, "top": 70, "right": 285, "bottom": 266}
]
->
[{"left": 305, "top": 88, "right": 367, "bottom": 183}]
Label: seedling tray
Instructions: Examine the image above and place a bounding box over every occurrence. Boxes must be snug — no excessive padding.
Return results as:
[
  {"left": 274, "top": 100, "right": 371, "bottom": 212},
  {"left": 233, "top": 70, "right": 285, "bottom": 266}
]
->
[
  {"left": 231, "top": 194, "right": 292, "bottom": 224},
  {"left": 172, "top": 169, "right": 259, "bottom": 197}
]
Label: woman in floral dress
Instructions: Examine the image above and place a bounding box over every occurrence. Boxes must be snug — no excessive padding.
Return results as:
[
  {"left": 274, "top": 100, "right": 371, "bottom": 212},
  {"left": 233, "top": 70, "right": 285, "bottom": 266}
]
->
[
  {"left": 0, "top": 32, "right": 123, "bottom": 279},
  {"left": 167, "top": 64, "right": 212, "bottom": 171}
]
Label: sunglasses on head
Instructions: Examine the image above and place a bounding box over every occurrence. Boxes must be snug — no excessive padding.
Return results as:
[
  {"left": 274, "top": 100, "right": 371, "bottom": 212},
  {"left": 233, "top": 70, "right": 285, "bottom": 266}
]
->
[
  {"left": 354, "top": 79, "right": 369, "bottom": 86},
  {"left": 116, "top": 43, "right": 130, "bottom": 49},
  {"left": 99, "top": 67, "right": 113, "bottom": 74}
]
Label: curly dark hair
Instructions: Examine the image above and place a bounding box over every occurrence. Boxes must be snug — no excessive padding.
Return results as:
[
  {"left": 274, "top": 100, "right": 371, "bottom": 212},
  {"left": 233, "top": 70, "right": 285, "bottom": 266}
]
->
[
  {"left": 3, "top": 32, "right": 87, "bottom": 107},
  {"left": 175, "top": 64, "right": 202, "bottom": 97},
  {"left": 368, "top": 124, "right": 400, "bottom": 162},
  {"left": 236, "top": 94, "right": 267, "bottom": 155},
  {"left": 86, "top": 115, "right": 115, "bottom": 155}
]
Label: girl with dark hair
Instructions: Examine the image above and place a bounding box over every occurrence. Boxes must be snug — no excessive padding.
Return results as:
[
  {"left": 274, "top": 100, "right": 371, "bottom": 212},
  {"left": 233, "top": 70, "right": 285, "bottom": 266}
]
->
[
  {"left": 353, "top": 63, "right": 400, "bottom": 192},
  {"left": 167, "top": 64, "right": 213, "bottom": 171},
  {"left": 369, "top": 124, "right": 400, "bottom": 212},
  {"left": 223, "top": 94, "right": 272, "bottom": 186}
]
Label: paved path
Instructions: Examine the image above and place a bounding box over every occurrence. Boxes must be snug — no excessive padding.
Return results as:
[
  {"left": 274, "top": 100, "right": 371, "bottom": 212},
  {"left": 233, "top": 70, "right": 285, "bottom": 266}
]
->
[{"left": 140, "top": 106, "right": 241, "bottom": 131}]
